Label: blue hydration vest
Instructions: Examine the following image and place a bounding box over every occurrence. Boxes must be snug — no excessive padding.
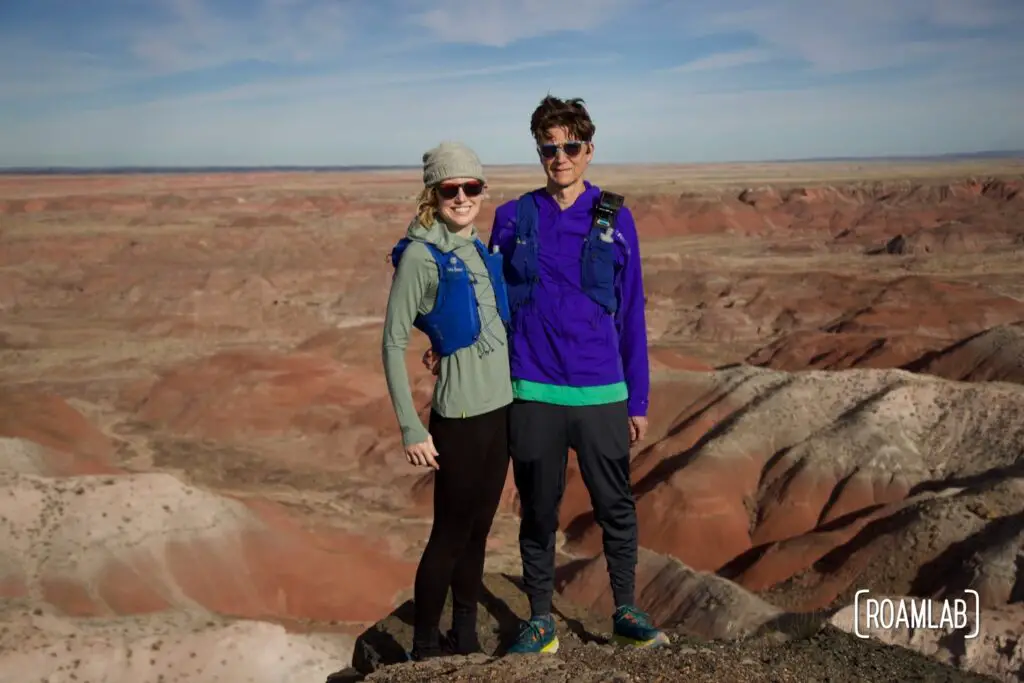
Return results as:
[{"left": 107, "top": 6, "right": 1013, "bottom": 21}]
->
[
  {"left": 506, "top": 190, "right": 623, "bottom": 315},
  {"left": 389, "top": 238, "right": 511, "bottom": 356}
]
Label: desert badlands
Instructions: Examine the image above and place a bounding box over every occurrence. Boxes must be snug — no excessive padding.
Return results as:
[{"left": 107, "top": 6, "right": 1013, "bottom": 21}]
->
[{"left": 1, "top": 159, "right": 1023, "bottom": 683}]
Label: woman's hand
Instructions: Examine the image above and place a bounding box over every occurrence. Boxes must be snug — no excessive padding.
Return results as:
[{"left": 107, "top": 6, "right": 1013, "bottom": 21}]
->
[
  {"left": 421, "top": 348, "right": 440, "bottom": 376},
  {"left": 406, "top": 434, "right": 440, "bottom": 470}
]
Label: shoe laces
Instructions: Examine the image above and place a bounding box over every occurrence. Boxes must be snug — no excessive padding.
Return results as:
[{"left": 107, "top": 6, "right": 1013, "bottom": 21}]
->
[
  {"left": 616, "top": 605, "right": 651, "bottom": 627},
  {"left": 518, "top": 617, "right": 550, "bottom": 643}
]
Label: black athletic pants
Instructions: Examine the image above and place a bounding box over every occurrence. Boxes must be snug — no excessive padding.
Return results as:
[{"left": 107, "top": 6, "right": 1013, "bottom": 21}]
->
[
  {"left": 510, "top": 399, "right": 638, "bottom": 617},
  {"left": 412, "top": 404, "right": 510, "bottom": 651}
]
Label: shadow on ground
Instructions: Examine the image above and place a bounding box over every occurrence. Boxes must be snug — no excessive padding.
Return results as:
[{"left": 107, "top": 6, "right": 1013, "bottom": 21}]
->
[{"left": 331, "top": 573, "right": 611, "bottom": 680}]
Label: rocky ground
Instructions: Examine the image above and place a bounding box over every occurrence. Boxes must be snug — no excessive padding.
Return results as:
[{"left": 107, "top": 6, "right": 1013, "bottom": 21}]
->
[
  {"left": 0, "top": 162, "right": 1023, "bottom": 682},
  {"left": 348, "top": 628, "right": 1000, "bottom": 683},
  {"left": 337, "top": 573, "right": 1002, "bottom": 682}
]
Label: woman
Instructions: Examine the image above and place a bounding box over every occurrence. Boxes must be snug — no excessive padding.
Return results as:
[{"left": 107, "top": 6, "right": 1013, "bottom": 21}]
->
[{"left": 382, "top": 141, "right": 513, "bottom": 660}]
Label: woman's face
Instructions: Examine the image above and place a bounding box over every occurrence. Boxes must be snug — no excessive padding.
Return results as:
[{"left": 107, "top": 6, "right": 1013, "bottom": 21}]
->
[{"left": 436, "top": 177, "right": 484, "bottom": 229}]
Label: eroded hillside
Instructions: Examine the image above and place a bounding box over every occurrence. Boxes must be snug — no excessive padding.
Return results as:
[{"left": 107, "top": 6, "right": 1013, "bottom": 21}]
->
[{"left": 1, "top": 163, "right": 1022, "bottom": 682}]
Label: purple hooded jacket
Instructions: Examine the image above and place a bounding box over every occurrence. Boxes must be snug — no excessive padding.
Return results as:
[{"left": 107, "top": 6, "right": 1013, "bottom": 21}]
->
[{"left": 488, "top": 181, "right": 650, "bottom": 417}]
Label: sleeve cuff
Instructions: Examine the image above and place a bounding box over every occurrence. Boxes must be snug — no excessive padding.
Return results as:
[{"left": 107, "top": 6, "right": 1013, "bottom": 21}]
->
[
  {"left": 401, "top": 423, "right": 430, "bottom": 448},
  {"left": 626, "top": 398, "right": 648, "bottom": 417}
]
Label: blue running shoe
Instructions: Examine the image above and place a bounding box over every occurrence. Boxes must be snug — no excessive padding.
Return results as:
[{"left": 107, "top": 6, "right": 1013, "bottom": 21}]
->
[
  {"left": 505, "top": 614, "right": 559, "bottom": 654},
  {"left": 612, "top": 605, "right": 670, "bottom": 648}
]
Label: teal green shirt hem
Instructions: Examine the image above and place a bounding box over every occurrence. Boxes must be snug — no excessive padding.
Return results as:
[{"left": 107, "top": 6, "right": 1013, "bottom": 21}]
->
[{"left": 512, "top": 379, "right": 628, "bottom": 406}]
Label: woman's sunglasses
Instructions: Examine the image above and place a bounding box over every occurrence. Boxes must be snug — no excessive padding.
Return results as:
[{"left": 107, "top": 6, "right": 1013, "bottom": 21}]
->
[
  {"left": 537, "top": 141, "right": 586, "bottom": 159},
  {"left": 437, "top": 181, "right": 485, "bottom": 200}
]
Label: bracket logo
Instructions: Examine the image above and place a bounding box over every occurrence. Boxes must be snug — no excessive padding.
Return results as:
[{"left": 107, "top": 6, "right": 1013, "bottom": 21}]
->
[{"left": 853, "top": 589, "right": 980, "bottom": 640}]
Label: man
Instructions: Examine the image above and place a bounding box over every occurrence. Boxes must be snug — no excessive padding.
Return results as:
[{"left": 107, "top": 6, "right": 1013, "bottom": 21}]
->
[
  {"left": 490, "top": 95, "right": 667, "bottom": 654},
  {"left": 424, "top": 96, "right": 665, "bottom": 652}
]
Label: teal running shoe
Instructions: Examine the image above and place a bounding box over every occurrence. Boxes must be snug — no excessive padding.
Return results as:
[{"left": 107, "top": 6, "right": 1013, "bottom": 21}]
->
[
  {"left": 505, "top": 614, "right": 559, "bottom": 654},
  {"left": 612, "top": 605, "right": 670, "bottom": 648}
]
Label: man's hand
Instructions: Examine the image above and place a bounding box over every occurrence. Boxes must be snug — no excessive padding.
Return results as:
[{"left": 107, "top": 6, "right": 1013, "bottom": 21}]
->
[
  {"left": 406, "top": 434, "right": 440, "bottom": 470},
  {"left": 628, "top": 416, "right": 648, "bottom": 445},
  {"left": 421, "top": 348, "right": 440, "bottom": 376}
]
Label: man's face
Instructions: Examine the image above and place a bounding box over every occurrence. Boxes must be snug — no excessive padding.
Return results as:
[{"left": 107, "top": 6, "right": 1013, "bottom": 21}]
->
[{"left": 536, "top": 126, "right": 593, "bottom": 189}]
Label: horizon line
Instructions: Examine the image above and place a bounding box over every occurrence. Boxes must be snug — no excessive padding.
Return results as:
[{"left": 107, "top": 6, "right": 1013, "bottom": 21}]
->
[{"left": 2, "top": 150, "right": 1023, "bottom": 176}]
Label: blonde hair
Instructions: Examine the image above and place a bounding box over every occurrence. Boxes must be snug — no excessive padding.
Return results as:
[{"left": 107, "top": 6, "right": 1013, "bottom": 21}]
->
[{"left": 415, "top": 186, "right": 438, "bottom": 228}]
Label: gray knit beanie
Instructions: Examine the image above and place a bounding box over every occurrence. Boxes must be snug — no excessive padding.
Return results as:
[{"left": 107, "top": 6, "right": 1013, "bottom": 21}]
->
[{"left": 422, "top": 141, "right": 485, "bottom": 187}]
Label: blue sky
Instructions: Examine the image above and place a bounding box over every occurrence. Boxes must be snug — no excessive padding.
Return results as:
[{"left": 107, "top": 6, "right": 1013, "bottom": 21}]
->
[{"left": 1, "top": 0, "right": 1023, "bottom": 166}]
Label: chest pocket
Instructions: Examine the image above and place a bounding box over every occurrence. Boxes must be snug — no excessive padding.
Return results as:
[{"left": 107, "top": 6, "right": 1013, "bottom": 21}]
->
[{"left": 581, "top": 230, "right": 618, "bottom": 315}]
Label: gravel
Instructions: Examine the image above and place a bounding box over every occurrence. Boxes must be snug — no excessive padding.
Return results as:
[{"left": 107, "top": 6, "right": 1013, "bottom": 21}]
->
[{"left": 333, "top": 625, "right": 999, "bottom": 683}]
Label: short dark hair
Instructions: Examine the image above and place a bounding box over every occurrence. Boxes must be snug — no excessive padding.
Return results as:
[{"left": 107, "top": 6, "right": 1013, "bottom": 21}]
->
[{"left": 529, "top": 95, "right": 596, "bottom": 144}]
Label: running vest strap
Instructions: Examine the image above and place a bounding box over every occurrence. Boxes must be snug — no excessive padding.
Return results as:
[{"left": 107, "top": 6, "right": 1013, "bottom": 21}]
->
[
  {"left": 506, "top": 190, "right": 623, "bottom": 315},
  {"left": 389, "top": 238, "right": 511, "bottom": 356}
]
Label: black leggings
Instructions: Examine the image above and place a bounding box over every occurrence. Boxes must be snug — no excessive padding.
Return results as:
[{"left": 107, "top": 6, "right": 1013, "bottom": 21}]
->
[{"left": 412, "top": 404, "right": 510, "bottom": 650}]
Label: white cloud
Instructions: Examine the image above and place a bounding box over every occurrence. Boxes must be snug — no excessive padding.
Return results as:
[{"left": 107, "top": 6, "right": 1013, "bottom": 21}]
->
[
  {"left": 662, "top": 48, "right": 773, "bottom": 73},
  {"left": 2, "top": 0, "right": 1023, "bottom": 165},
  {"left": 0, "top": 43, "right": 136, "bottom": 98},
  {"left": 927, "top": 0, "right": 1012, "bottom": 28},
  {"left": 594, "top": 76, "right": 1024, "bottom": 162},
  {"left": 411, "top": 0, "right": 634, "bottom": 47},
  {"left": 3, "top": 66, "right": 1021, "bottom": 167},
  {"left": 696, "top": 0, "right": 1024, "bottom": 74},
  {"left": 127, "top": 0, "right": 352, "bottom": 72},
  {"left": 0, "top": 0, "right": 360, "bottom": 101},
  {"left": 26, "top": 55, "right": 618, "bottom": 114}
]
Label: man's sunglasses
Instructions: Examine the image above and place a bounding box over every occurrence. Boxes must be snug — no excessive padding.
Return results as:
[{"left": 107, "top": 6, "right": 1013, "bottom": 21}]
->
[
  {"left": 537, "top": 141, "right": 586, "bottom": 159},
  {"left": 437, "top": 181, "right": 485, "bottom": 200}
]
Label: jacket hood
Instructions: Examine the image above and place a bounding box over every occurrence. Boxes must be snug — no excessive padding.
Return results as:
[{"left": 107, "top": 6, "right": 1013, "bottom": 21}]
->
[{"left": 405, "top": 216, "right": 479, "bottom": 253}]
